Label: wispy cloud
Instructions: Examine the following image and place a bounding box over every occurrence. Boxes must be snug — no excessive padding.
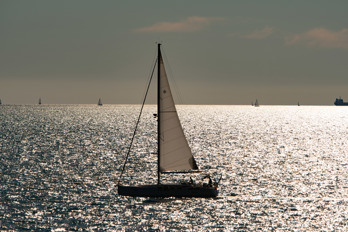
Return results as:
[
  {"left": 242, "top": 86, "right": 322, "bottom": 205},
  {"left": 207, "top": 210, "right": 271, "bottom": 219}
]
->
[
  {"left": 134, "top": 16, "right": 224, "bottom": 33},
  {"left": 285, "top": 27, "right": 348, "bottom": 49},
  {"left": 242, "top": 26, "right": 274, "bottom": 39}
]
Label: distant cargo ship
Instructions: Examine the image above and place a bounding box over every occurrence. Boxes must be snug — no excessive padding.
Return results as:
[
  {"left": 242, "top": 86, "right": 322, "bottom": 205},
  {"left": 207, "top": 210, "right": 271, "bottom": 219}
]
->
[{"left": 334, "top": 97, "right": 348, "bottom": 106}]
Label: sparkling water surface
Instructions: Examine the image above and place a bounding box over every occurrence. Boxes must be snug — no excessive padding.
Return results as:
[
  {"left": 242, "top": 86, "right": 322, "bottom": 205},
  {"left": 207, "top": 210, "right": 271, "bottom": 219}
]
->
[{"left": 1, "top": 104, "right": 348, "bottom": 231}]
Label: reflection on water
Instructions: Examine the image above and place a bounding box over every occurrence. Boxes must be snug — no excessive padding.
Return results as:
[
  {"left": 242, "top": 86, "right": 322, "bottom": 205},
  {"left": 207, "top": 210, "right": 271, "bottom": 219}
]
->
[{"left": 1, "top": 105, "right": 348, "bottom": 231}]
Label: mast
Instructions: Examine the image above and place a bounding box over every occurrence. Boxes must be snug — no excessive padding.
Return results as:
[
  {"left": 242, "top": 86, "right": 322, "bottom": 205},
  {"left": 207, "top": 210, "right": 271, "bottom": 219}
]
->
[{"left": 157, "top": 43, "right": 161, "bottom": 185}]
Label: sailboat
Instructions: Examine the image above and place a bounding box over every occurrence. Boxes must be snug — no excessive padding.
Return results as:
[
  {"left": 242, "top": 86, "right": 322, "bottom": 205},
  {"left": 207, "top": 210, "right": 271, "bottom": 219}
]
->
[
  {"left": 298, "top": 101, "right": 300, "bottom": 106},
  {"left": 98, "top": 98, "right": 103, "bottom": 106},
  {"left": 254, "top": 99, "right": 259, "bottom": 107},
  {"left": 118, "top": 44, "right": 219, "bottom": 198},
  {"left": 0, "top": 98, "right": 2, "bottom": 105},
  {"left": 38, "top": 98, "right": 42, "bottom": 105}
]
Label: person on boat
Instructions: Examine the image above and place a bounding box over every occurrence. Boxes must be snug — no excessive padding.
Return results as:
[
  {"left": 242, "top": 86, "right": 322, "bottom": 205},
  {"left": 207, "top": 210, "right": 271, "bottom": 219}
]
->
[{"left": 203, "top": 174, "right": 213, "bottom": 187}]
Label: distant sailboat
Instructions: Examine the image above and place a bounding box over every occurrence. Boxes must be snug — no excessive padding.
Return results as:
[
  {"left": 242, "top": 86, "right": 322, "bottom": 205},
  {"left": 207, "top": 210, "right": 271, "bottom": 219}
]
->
[
  {"left": 38, "top": 98, "right": 42, "bottom": 105},
  {"left": 118, "top": 44, "right": 220, "bottom": 198},
  {"left": 0, "top": 98, "right": 2, "bottom": 105},
  {"left": 298, "top": 101, "right": 300, "bottom": 106},
  {"left": 254, "top": 99, "right": 259, "bottom": 107},
  {"left": 98, "top": 98, "right": 103, "bottom": 106}
]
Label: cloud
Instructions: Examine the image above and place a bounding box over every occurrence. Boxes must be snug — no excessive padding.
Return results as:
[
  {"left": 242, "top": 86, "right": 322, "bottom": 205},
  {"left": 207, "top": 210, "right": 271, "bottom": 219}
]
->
[
  {"left": 285, "top": 27, "right": 348, "bottom": 49},
  {"left": 134, "top": 16, "right": 224, "bottom": 33},
  {"left": 241, "top": 26, "right": 274, "bottom": 39}
]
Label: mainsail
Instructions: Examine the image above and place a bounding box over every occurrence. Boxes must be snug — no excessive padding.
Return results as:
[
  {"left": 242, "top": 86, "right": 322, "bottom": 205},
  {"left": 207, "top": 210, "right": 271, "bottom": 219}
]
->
[{"left": 158, "top": 53, "right": 198, "bottom": 172}]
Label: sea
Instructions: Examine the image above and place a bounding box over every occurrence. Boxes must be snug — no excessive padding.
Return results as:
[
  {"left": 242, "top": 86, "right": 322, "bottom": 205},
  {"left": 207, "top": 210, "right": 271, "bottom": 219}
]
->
[{"left": 1, "top": 104, "right": 348, "bottom": 231}]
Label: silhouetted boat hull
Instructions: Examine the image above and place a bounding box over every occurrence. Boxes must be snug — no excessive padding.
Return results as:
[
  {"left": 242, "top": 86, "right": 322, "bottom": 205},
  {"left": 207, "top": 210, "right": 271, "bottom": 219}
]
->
[{"left": 118, "top": 184, "right": 218, "bottom": 198}]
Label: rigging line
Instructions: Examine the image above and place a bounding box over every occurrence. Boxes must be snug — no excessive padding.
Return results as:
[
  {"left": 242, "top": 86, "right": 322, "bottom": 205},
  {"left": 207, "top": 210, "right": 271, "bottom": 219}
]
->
[
  {"left": 140, "top": 52, "right": 158, "bottom": 104},
  {"left": 117, "top": 57, "right": 157, "bottom": 186}
]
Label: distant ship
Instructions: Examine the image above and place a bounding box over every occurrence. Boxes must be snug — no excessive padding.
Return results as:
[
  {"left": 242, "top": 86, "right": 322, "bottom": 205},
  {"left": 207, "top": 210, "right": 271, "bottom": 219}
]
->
[
  {"left": 98, "top": 98, "right": 103, "bottom": 106},
  {"left": 0, "top": 98, "right": 2, "bottom": 105},
  {"left": 334, "top": 97, "right": 348, "bottom": 106},
  {"left": 38, "top": 98, "right": 42, "bottom": 105}
]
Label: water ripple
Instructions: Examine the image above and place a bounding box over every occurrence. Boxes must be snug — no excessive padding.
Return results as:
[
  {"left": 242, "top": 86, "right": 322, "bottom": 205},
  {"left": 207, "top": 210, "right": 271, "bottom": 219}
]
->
[{"left": 1, "top": 105, "right": 348, "bottom": 231}]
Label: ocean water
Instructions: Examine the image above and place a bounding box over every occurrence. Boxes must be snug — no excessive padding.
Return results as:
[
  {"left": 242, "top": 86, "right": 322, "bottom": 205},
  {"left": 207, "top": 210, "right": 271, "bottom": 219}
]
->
[{"left": 1, "top": 104, "right": 348, "bottom": 231}]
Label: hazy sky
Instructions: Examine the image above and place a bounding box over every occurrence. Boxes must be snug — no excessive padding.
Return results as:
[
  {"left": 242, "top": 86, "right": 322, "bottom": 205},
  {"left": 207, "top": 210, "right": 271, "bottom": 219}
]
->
[{"left": 1, "top": 0, "right": 348, "bottom": 105}]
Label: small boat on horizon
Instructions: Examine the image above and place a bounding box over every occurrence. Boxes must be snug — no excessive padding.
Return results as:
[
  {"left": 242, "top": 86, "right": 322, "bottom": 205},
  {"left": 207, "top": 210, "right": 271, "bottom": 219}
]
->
[
  {"left": 38, "top": 98, "right": 42, "bottom": 105},
  {"left": 334, "top": 97, "right": 348, "bottom": 106},
  {"left": 98, "top": 98, "right": 103, "bottom": 106},
  {"left": 254, "top": 99, "right": 259, "bottom": 107},
  {"left": 118, "top": 44, "right": 220, "bottom": 198}
]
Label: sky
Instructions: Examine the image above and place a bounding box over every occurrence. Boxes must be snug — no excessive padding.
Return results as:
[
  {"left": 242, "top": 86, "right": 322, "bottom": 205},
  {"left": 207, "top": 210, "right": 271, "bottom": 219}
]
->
[{"left": 1, "top": 0, "right": 348, "bottom": 105}]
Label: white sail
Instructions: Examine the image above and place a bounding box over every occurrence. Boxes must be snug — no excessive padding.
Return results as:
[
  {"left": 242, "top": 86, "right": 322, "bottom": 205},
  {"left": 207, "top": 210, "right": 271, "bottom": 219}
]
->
[{"left": 159, "top": 54, "right": 198, "bottom": 172}]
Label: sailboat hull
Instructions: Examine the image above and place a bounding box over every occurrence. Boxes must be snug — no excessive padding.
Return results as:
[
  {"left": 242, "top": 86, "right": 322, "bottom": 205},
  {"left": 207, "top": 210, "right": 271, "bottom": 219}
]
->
[{"left": 118, "top": 184, "right": 218, "bottom": 198}]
